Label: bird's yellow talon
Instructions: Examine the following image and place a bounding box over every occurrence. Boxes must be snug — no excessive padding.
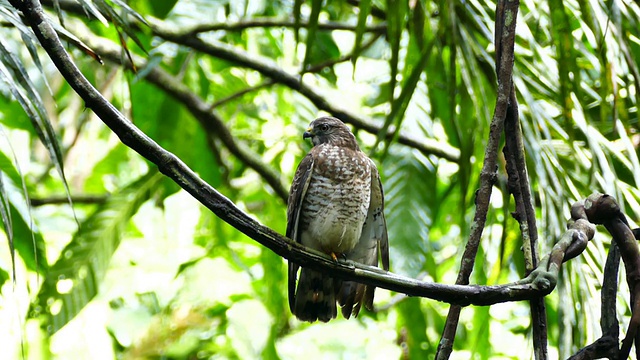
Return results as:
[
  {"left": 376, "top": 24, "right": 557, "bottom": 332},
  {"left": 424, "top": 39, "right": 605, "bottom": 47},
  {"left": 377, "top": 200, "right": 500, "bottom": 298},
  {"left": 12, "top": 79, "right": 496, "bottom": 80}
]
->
[{"left": 331, "top": 252, "right": 338, "bottom": 261}]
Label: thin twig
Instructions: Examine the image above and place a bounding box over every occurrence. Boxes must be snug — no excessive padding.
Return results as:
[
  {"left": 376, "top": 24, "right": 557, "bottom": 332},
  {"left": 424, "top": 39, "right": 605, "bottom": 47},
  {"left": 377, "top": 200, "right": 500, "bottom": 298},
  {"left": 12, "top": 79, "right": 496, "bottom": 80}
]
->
[
  {"left": 186, "top": 18, "right": 387, "bottom": 34},
  {"left": 30, "top": 195, "right": 107, "bottom": 206}
]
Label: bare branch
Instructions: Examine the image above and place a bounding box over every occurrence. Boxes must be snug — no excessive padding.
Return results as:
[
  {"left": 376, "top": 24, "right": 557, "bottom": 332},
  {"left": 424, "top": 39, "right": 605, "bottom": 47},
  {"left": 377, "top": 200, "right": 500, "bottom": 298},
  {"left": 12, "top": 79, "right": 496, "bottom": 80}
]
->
[
  {"left": 30, "top": 195, "right": 107, "bottom": 206},
  {"left": 583, "top": 194, "right": 640, "bottom": 360},
  {"left": 436, "top": 1, "right": 520, "bottom": 359},
  {"left": 504, "top": 87, "right": 547, "bottom": 358},
  {"left": 185, "top": 18, "right": 387, "bottom": 34},
  {"left": 568, "top": 336, "right": 619, "bottom": 360}
]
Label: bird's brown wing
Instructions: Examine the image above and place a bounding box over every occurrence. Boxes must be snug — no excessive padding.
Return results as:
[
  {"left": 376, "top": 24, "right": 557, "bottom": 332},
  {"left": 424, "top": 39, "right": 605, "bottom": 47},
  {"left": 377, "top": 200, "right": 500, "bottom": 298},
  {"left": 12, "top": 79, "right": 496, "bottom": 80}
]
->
[
  {"left": 338, "top": 158, "right": 389, "bottom": 318},
  {"left": 286, "top": 153, "right": 315, "bottom": 313},
  {"left": 374, "top": 166, "right": 390, "bottom": 272}
]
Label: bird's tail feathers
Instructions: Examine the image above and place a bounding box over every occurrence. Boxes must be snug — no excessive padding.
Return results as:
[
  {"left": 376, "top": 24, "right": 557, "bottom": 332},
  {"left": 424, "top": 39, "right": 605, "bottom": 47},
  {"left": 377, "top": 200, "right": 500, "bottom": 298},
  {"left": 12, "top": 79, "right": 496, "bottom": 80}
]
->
[
  {"left": 338, "top": 281, "right": 376, "bottom": 319},
  {"left": 294, "top": 268, "right": 339, "bottom": 322}
]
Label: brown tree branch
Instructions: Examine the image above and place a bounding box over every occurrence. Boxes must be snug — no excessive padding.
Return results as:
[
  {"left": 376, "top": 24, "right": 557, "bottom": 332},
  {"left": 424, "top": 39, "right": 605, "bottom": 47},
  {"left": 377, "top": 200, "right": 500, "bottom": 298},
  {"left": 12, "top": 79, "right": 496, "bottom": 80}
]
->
[
  {"left": 185, "top": 18, "right": 387, "bottom": 34},
  {"left": 436, "top": 1, "right": 520, "bottom": 359},
  {"left": 504, "top": 88, "right": 547, "bottom": 358},
  {"left": 30, "top": 194, "right": 107, "bottom": 206},
  {"left": 568, "top": 240, "right": 622, "bottom": 359},
  {"left": 568, "top": 336, "right": 619, "bottom": 360},
  {"left": 583, "top": 194, "right": 640, "bottom": 359}
]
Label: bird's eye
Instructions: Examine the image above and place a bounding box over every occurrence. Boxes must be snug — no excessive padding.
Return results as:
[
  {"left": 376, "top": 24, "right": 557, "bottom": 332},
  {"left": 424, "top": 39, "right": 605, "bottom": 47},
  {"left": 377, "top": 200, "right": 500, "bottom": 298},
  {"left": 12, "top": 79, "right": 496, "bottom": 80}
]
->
[{"left": 319, "top": 124, "right": 330, "bottom": 132}]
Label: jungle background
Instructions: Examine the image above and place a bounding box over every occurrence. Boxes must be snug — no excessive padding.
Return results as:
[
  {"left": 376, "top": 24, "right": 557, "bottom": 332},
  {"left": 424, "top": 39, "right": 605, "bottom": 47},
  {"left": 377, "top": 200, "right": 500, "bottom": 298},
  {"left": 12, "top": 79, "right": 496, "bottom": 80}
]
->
[{"left": 0, "top": 0, "right": 639, "bottom": 359}]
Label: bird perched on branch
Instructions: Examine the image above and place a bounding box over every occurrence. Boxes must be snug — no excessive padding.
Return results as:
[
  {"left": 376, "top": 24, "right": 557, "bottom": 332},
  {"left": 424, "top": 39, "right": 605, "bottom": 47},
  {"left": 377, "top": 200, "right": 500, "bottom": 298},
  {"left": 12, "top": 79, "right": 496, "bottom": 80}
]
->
[{"left": 286, "top": 116, "right": 389, "bottom": 322}]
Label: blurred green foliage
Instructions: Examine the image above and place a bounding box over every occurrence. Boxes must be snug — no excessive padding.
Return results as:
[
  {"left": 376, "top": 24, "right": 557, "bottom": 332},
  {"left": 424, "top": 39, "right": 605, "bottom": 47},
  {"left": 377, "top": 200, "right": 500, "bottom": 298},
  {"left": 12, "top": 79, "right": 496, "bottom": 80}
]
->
[{"left": 0, "top": 0, "right": 639, "bottom": 359}]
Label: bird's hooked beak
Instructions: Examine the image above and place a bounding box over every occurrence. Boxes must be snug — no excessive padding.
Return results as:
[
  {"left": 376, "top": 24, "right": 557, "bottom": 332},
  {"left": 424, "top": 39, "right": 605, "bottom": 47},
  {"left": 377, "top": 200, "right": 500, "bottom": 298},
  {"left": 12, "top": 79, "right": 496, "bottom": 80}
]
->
[{"left": 303, "top": 127, "right": 314, "bottom": 139}]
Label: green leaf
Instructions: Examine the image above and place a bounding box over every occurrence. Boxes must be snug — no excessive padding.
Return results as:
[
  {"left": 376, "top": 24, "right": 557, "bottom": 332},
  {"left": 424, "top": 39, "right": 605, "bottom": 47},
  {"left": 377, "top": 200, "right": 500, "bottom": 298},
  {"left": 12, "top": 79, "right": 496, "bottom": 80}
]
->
[
  {"left": 0, "top": 169, "right": 48, "bottom": 274},
  {"left": 374, "top": 35, "right": 436, "bottom": 159},
  {"left": 0, "top": 267, "right": 8, "bottom": 289},
  {"left": 383, "top": 149, "right": 435, "bottom": 277},
  {"left": 129, "top": 81, "right": 222, "bottom": 188},
  {"left": 397, "top": 298, "right": 432, "bottom": 358},
  {"left": 304, "top": 31, "right": 340, "bottom": 83},
  {"left": 0, "top": 172, "right": 14, "bottom": 282},
  {"left": 0, "top": 39, "right": 74, "bottom": 222},
  {"left": 10, "top": 201, "right": 48, "bottom": 273},
  {"left": 94, "top": 0, "right": 149, "bottom": 55},
  {"left": 33, "top": 171, "right": 164, "bottom": 334},
  {"left": 139, "top": 0, "right": 178, "bottom": 18}
]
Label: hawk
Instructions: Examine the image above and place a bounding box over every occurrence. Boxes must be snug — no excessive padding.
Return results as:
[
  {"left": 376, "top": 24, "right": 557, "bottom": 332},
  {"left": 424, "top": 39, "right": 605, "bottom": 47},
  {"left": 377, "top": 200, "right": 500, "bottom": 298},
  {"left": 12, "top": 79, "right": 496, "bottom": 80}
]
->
[{"left": 286, "top": 116, "right": 389, "bottom": 322}]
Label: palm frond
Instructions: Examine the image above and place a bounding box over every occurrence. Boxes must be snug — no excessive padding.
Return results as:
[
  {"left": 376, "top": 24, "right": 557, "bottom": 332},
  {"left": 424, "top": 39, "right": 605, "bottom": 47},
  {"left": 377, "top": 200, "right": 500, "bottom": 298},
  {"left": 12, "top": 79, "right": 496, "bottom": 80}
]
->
[{"left": 33, "top": 171, "right": 164, "bottom": 334}]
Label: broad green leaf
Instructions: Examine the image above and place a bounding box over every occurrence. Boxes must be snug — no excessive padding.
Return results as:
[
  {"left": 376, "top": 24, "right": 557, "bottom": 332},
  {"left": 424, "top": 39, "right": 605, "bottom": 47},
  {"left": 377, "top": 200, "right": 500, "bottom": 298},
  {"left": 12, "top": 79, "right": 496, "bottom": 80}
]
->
[
  {"left": 397, "top": 298, "right": 432, "bottom": 358},
  {"left": 131, "top": 0, "right": 178, "bottom": 19},
  {"left": 383, "top": 148, "right": 435, "bottom": 277},
  {"left": 0, "top": 167, "right": 47, "bottom": 274},
  {"left": 0, "top": 267, "right": 8, "bottom": 288},
  {"left": 129, "top": 81, "right": 222, "bottom": 188},
  {"left": 9, "top": 201, "right": 48, "bottom": 273}
]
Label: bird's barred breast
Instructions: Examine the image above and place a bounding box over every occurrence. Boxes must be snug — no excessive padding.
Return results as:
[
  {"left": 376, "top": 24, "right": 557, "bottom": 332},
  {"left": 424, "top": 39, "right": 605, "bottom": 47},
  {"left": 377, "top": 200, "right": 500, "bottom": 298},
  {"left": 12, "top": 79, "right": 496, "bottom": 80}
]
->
[{"left": 299, "top": 145, "right": 371, "bottom": 254}]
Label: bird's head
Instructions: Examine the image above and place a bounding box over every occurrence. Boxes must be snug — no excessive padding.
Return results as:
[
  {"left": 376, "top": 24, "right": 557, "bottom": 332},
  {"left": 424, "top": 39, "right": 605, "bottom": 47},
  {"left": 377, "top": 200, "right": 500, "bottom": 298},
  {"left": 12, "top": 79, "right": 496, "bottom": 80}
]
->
[{"left": 303, "top": 116, "right": 359, "bottom": 150}]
